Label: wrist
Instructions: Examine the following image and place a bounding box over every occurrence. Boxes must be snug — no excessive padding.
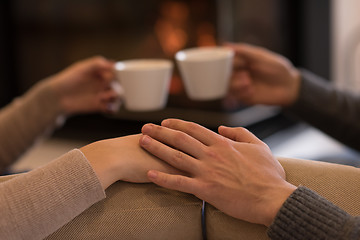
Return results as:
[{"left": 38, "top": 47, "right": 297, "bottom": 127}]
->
[
  {"left": 284, "top": 68, "right": 301, "bottom": 107},
  {"left": 80, "top": 142, "right": 121, "bottom": 190},
  {"left": 262, "top": 182, "right": 297, "bottom": 226},
  {"left": 46, "top": 74, "right": 71, "bottom": 114}
]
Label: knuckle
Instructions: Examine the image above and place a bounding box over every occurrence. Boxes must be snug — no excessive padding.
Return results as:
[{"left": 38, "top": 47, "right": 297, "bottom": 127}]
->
[
  {"left": 184, "top": 121, "right": 199, "bottom": 131},
  {"left": 203, "top": 147, "right": 214, "bottom": 157},
  {"left": 201, "top": 181, "right": 220, "bottom": 198},
  {"left": 174, "top": 150, "right": 184, "bottom": 159},
  {"left": 171, "top": 150, "right": 184, "bottom": 166},
  {"left": 219, "top": 136, "right": 233, "bottom": 147},
  {"left": 203, "top": 147, "right": 221, "bottom": 160},
  {"left": 184, "top": 121, "right": 204, "bottom": 137},
  {"left": 172, "top": 131, "right": 188, "bottom": 145},
  {"left": 204, "top": 181, "right": 217, "bottom": 191},
  {"left": 172, "top": 120, "right": 201, "bottom": 135},
  {"left": 159, "top": 174, "right": 169, "bottom": 185},
  {"left": 174, "top": 176, "right": 184, "bottom": 188},
  {"left": 241, "top": 127, "right": 251, "bottom": 134},
  {"left": 235, "top": 126, "right": 248, "bottom": 135}
]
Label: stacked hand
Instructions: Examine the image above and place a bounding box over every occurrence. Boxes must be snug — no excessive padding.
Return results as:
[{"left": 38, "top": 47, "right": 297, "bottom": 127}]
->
[
  {"left": 80, "top": 134, "right": 182, "bottom": 190},
  {"left": 139, "top": 119, "right": 297, "bottom": 226}
]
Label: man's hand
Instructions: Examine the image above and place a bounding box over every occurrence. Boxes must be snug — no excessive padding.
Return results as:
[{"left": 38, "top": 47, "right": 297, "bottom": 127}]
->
[
  {"left": 225, "top": 43, "right": 301, "bottom": 107},
  {"left": 140, "top": 119, "right": 296, "bottom": 226}
]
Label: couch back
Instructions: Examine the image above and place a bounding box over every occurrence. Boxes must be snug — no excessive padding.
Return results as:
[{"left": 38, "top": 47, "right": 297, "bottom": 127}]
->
[{"left": 2, "top": 157, "right": 360, "bottom": 239}]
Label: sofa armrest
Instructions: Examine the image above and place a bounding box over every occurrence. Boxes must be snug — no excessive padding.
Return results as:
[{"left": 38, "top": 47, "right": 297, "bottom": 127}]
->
[
  {"left": 46, "top": 182, "right": 203, "bottom": 239},
  {"left": 2, "top": 157, "right": 359, "bottom": 239},
  {"left": 205, "top": 157, "right": 360, "bottom": 240},
  {"left": 0, "top": 174, "right": 203, "bottom": 239}
]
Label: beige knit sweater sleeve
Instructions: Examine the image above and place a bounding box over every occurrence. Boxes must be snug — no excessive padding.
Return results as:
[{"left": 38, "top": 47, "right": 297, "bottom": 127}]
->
[
  {"left": 0, "top": 149, "right": 106, "bottom": 240},
  {"left": 0, "top": 80, "right": 106, "bottom": 239},
  {"left": 0, "top": 80, "right": 62, "bottom": 171}
]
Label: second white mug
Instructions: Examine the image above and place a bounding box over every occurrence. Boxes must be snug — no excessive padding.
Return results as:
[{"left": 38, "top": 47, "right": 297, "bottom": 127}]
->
[
  {"left": 175, "top": 46, "right": 234, "bottom": 101},
  {"left": 115, "top": 59, "right": 173, "bottom": 111}
]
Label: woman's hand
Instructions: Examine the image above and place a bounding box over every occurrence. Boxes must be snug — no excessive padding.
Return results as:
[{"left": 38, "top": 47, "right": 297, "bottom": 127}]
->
[
  {"left": 139, "top": 119, "right": 296, "bottom": 226},
  {"left": 80, "top": 134, "right": 182, "bottom": 190},
  {"left": 48, "top": 56, "right": 121, "bottom": 115},
  {"left": 225, "top": 43, "right": 301, "bottom": 107}
]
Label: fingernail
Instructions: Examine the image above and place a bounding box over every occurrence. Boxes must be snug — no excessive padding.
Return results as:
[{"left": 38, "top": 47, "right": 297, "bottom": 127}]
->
[
  {"left": 147, "top": 170, "right": 158, "bottom": 179},
  {"left": 141, "top": 124, "right": 152, "bottom": 134},
  {"left": 161, "top": 119, "right": 170, "bottom": 127},
  {"left": 140, "top": 135, "right": 151, "bottom": 145}
]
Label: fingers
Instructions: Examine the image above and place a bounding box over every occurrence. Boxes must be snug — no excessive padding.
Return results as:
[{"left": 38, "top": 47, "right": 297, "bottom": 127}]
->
[
  {"left": 230, "top": 71, "right": 251, "bottom": 94},
  {"left": 147, "top": 170, "right": 199, "bottom": 195},
  {"left": 82, "top": 56, "right": 115, "bottom": 83},
  {"left": 218, "top": 126, "right": 262, "bottom": 145},
  {"left": 160, "top": 119, "right": 221, "bottom": 146},
  {"left": 98, "top": 88, "right": 122, "bottom": 113},
  {"left": 87, "top": 56, "right": 114, "bottom": 70},
  {"left": 141, "top": 123, "right": 205, "bottom": 159},
  {"left": 226, "top": 43, "right": 259, "bottom": 64},
  {"left": 226, "top": 43, "right": 274, "bottom": 73},
  {"left": 139, "top": 135, "right": 200, "bottom": 173}
]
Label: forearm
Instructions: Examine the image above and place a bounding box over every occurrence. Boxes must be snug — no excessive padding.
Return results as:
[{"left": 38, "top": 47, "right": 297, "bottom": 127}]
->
[
  {"left": 0, "top": 149, "right": 105, "bottom": 240},
  {"left": 286, "top": 69, "right": 360, "bottom": 151},
  {"left": 0, "top": 79, "right": 64, "bottom": 171},
  {"left": 268, "top": 186, "right": 360, "bottom": 240}
]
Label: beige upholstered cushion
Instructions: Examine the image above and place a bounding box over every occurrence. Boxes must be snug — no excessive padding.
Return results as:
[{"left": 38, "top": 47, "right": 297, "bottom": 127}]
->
[
  {"left": 206, "top": 157, "right": 360, "bottom": 240},
  {"left": 1, "top": 157, "right": 360, "bottom": 239},
  {"left": 46, "top": 183, "right": 203, "bottom": 240},
  {"left": 280, "top": 157, "right": 360, "bottom": 215}
]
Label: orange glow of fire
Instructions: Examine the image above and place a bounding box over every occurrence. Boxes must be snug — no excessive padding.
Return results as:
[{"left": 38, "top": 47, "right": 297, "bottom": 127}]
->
[
  {"left": 196, "top": 21, "right": 216, "bottom": 47},
  {"left": 155, "top": 2, "right": 189, "bottom": 57},
  {"left": 154, "top": 1, "right": 217, "bottom": 94}
]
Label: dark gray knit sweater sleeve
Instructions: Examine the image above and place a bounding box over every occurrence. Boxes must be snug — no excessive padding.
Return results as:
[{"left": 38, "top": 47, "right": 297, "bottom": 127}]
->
[
  {"left": 285, "top": 69, "right": 360, "bottom": 151},
  {"left": 267, "top": 186, "right": 360, "bottom": 240}
]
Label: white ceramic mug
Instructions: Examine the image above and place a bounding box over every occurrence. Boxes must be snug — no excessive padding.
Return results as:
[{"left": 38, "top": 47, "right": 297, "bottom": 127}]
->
[
  {"left": 114, "top": 59, "right": 173, "bottom": 111},
  {"left": 175, "top": 46, "right": 234, "bottom": 100}
]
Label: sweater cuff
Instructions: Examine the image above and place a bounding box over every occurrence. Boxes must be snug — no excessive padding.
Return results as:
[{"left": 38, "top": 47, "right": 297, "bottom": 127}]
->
[{"left": 267, "top": 186, "right": 351, "bottom": 240}]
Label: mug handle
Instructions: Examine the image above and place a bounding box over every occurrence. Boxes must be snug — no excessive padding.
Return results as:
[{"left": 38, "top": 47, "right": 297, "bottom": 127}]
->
[{"left": 107, "top": 80, "right": 124, "bottom": 113}]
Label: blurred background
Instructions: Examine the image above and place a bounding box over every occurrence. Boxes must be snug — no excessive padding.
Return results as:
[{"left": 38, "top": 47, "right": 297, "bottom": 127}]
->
[
  {"left": 1, "top": 0, "right": 359, "bottom": 171},
  {"left": 0, "top": 0, "right": 331, "bottom": 105}
]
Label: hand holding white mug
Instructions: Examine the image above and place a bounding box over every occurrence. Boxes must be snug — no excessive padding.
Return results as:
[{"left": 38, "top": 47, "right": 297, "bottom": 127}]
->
[
  {"left": 225, "top": 43, "right": 301, "bottom": 107},
  {"left": 48, "top": 56, "right": 121, "bottom": 115}
]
